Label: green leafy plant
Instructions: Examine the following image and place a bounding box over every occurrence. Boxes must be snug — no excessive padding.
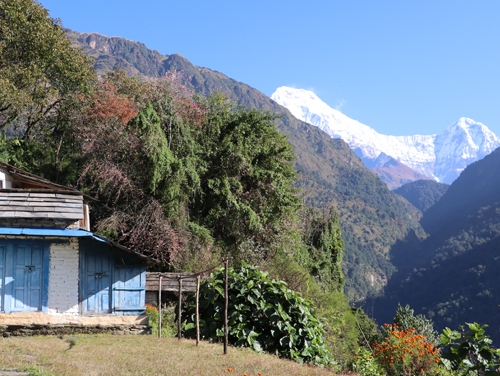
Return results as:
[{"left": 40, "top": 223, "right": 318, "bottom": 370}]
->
[
  {"left": 393, "top": 304, "right": 440, "bottom": 345},
  {"left": 348, "top": 347, "right": 385, "bottom": 376},
  {"left": 145, "top": 303, "right": 176, "bottom": 338},
  {"left": 181, "top": 262, "right": 332, "bottom": 366},
  {"left": 440, "top": 322, "right": 500, "bottom": 375}
]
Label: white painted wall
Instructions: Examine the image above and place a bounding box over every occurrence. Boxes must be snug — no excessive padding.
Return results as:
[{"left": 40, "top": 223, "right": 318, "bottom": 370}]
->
[
  {"left": 47, "top": 238, "right": 80, "bottom": 315},
  {"left": 0, "top": 169, "right": 12, "bottom": 188}
]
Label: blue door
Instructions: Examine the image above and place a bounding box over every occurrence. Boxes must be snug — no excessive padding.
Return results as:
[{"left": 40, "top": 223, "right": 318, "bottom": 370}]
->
[
  {"left": 10, "top": 244, "right": 43, "bottom": 312},
  {"left": 113, "top": 265, "right": 146, "bottom": 314},
  {"left": 79, "top": 238, "right": 148, "bottom": 316},
  {"left": 0, "top": 245, "right": 5, "bottom": 311},
  {"left": 82, "top": 252, "right": 112, "bottom": 314}
]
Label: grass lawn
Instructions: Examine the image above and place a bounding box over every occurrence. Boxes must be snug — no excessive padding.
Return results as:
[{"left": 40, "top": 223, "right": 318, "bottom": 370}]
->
[{"left": 0, "top": 334, "right": 355, "bottom": 376}]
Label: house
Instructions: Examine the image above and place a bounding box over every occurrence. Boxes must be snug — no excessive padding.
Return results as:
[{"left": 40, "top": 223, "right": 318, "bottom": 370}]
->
[{"left": 0, "top": 161, "right": 154, "bottom": 335}]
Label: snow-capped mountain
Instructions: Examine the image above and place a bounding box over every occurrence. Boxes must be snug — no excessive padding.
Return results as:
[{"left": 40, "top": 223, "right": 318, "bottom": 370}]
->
[{"left": 271, "top": 87, "right": 500, "bottom": 185}]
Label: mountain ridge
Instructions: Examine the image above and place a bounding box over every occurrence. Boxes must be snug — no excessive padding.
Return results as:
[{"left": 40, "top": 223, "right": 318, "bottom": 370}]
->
[
  {"left": 374, "top": 146, "right": 500, "bottom": 345},
  {"left": 67, "top": 29, "right": 425, "bottom": 301},
  {"left": 271, "top": 86, "right": 500, "bottom": 186},
  {"left": 393, "top": 180, "right": 449, "bottom": 213}
]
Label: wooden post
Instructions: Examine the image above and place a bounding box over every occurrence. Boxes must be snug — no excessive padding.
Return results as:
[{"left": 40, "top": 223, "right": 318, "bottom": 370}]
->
[
  {"left": 224, "top": 258, "right": 229, "bottom": 355},
  {"left": 158, "top": 276, "right": 162, "bottom": 339},
  {"left": 196, "top": 274, "right": 200, "bottom": 346},
  {"left": 178, "top": 276, "right": 182, "bottom": 341}
]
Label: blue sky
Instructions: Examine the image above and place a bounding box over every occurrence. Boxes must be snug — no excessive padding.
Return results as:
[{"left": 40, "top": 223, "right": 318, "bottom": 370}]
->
[{"left": 40, "top": 0, "right": 500, "bottom": 136}]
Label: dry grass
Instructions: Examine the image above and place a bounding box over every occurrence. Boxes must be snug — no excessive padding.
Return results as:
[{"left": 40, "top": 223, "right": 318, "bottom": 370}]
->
[{"left": 0, "top": 334, "right": 356, "bottom": 376}]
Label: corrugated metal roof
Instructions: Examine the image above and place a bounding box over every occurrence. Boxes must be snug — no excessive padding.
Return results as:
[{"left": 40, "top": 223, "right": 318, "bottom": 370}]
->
[
  {"left": 0, "top": 228, "right": 92, "bottom": 236},
  {"left": 0, "top": 228, "right": 157, "bottom": 264}
]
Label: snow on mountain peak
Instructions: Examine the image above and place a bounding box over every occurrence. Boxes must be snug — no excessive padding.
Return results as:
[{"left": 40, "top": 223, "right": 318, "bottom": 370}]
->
[
  {"left": 433, "top": 117, "right": 500, "bottom": 182},
  {"left": 271, "top": 87, "right": 500, "bottom": 185}
]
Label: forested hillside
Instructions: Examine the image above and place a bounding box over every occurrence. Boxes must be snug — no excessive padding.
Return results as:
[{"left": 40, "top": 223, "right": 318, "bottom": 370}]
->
[
  {"left": 5, "top": 2, "right": 500, "bottom": 372},
  {"left": 394, "top": 180, "right": 449, "bottom": 213},
  {"left": 67, "top": 30, "right": 425, "bottom": 302},
  {"left": 1, "top": 2, "right": 383, "bottom": 366},
  {"left": 374, "top": 147, "right": 500, "bottom": 344}
]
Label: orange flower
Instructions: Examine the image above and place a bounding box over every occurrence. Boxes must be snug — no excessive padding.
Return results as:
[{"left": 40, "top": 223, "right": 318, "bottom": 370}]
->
[
  {"left": 145, "top": 304, "right": 158, "bottom": 312},
  {"left": 374, "top": 323, "right": 441, "bottom": 375}
]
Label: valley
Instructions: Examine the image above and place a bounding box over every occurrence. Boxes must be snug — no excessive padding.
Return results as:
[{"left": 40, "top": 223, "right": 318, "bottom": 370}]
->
[
  {"left": 66, "top": 30, "right": 500, "bottom": 344},
  {"left": 66, "top": 29, "right": 424, "bottom": 303},
  {"left": 3, "top": 2, "right": 500, "bottom": 373}
]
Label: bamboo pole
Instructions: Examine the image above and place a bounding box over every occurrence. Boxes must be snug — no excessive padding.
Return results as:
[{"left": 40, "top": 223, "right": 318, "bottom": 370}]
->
[
  {"left": 196, "top": 274, "right": 200, "bottom": 346},
  {"left": 224, "top": 258, "right": 228, "bottom": 355},
  {"left": 158, "top": 276, "right": 162, "bottom": 339},
  {"left": 178, "top": 276, "right": 182, "bottom": 341}
]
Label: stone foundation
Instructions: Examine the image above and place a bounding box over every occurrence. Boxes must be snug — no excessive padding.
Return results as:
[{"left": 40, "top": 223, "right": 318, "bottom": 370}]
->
[
  {"left": 0, "top": 324, "right": 150, "bottom": 337},
  {"left": 0, "top": 312, "right": 148, "bottom": 325}
]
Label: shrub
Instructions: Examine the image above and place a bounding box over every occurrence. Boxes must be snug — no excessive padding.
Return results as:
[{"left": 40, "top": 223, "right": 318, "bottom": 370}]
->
[
  {"left": 145, "top": 303, "right": 176, "bottom": 337},
  {"left": 393, "top": 304, "right": 440, "bottom": 345},
  {"left": 181, "top": 262, "right": 332, "bottom": 366},
  {"left": 373, "top": 324, "right": 440, "bottom": 376},
  {"left": 440, "top": 322, "right": 500, "bottom": 374},
  {"left": 348, "top": 347, "right": 385, "bottom": 376}
]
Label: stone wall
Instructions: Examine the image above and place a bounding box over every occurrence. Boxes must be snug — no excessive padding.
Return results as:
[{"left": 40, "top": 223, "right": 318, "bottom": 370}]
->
[
  {"left": 0, "top": 324, "right": 150, "bottom": 337},
  {"left": 0, "top": 312, "right": 149, "bottom": 327}
]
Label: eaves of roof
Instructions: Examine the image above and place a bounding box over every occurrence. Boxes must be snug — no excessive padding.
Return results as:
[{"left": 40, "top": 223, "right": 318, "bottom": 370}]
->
[{"left": 0, "top": 227, "right": 158, "bottom": 265}]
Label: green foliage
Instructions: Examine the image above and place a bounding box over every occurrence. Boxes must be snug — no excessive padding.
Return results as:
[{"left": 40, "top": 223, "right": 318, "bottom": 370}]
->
[
  {"left": 313, "top": 292, "right": 367, "bottom": 368},
  {"left": 192, "top": 94, "right": 300, "bottom": 260},
  {"left": 301, "top": 207, "right": 345, "bottom": 292},
  {"left": 393, "top": 304, "right": 440, "bottom": 346},
  {"left": 0, "top": 0, "right": 95, "bottom": 134},
  {"left": 69, "top": 30, "right": 428, "bottom": 302},
  {"left": 182, "top": 263, "right": 332, "bottom": 366},
  {"left": 394, "top": 180, "right": 449, "bottom": 214},
  {"left": 0, "top": 0, "right": 95, "bottom": 185},
  {"left": 128, "top": 103, "right": 174, "bottom": 197},
  {"left": 440, "top": 322, "right": 500, "bottom": 375},
  {"left": 348, "top": 347, "right": 385, "bottom": 376},
  {"left": 144, "top": 304, "right": 177, "bottom": 338},
  {"left": 263, "top": 246, "right": 378, "bottom": 369}
]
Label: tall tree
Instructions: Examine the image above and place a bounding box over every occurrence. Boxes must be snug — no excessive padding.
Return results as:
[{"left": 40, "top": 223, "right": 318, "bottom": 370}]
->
[
  {"left": 0, "top": 0, "right": 95, "bottom": 136},
  {"left": 75, "top": 79, "right": 187, "bottom": 266},
  {"left": 192, "top": 94, "right": 300, "bottom": 260},
  {"left": 302, "top": 207, "right": 345, "bottom": 292}
]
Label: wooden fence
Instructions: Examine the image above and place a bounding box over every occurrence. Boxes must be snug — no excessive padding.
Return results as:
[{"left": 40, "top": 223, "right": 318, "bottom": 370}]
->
[
  {"left": 146, "top": 272, "right": 199, "bottom": 292},
  {"left": 145, "top": 259, "right": 229, "bottom": 354},
  {"left": 146, "top": 272, "right": 201, "bottom": 344}
]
